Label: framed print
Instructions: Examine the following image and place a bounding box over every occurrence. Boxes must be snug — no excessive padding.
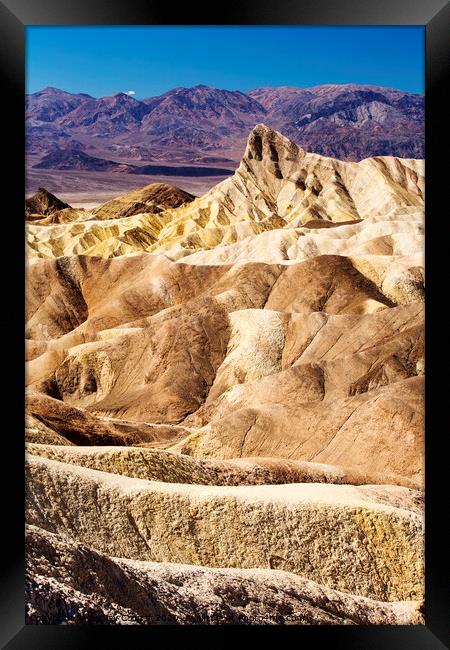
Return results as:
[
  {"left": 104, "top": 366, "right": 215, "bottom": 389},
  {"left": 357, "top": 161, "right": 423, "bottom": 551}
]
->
[{"left": 1, "top": 0, "right": 449, "bottom": 647}]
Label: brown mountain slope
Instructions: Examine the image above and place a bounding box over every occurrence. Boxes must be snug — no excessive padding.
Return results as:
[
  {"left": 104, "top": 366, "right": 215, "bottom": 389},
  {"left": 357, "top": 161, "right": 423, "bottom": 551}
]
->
[
  {"left": 91, "top": 182, "right": 195, "bottom": 220},
  {"left": 26, "top": 252, "right": 423, "bottom": 485},
  {"left": 25, "top": 187, "right": 71, "bottom": 220}
]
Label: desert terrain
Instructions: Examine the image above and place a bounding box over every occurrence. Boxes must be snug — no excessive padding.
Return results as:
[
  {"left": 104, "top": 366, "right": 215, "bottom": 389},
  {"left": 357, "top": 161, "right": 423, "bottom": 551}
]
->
[
  {"left": 25, "top": 124, "right": 424, "bottom": 625},
  {"left": 26, "top": 83, "right": 423, "bottom": 201}
]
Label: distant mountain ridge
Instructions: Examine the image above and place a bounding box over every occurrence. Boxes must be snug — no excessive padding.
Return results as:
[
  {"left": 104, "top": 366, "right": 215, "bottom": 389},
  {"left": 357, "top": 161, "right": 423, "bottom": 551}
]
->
[
  {"left": 26, "top": 83, "right": 424, "bottom": 163},
  {"left": 26, "top": 87, "right": 94, "bottom": 122}
]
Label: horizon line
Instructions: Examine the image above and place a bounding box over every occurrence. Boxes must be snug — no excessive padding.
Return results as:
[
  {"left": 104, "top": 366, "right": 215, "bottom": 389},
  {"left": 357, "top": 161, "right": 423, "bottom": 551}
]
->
[{"left": 26, "top": 81, "right": 425, "bottom": 100}]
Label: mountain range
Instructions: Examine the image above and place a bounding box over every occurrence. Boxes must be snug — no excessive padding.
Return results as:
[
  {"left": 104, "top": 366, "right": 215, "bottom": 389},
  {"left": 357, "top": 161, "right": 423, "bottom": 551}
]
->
[{"left": 26, "top": 84, "right": 424, "bottom": 169}]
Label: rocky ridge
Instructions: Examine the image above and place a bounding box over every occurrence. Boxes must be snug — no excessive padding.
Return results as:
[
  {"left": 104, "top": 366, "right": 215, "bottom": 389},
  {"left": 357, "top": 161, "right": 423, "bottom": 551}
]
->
[{"left": 26, "top": 525, "right": 423, "bottom": 625}]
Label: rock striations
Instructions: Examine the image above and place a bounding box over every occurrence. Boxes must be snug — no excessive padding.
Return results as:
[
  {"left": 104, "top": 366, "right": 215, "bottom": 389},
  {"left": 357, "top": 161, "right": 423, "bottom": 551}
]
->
[
  {"left": 26, "top": 525, "right": 423, "bottom": 625},
  {"left": 25, "top": 124, "right": 424, "bottom": 625}
]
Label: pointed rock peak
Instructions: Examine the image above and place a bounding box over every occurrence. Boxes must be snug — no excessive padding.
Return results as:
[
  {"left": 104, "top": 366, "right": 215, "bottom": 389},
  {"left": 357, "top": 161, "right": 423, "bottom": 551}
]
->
[
  {"left": 175, "top": 85, "right": 214, "bottom": 97},
  {"left": 244, "top": 123, "right": 303, "bottom": 165},
  {"left": 25, "top": 187, "right": 71, "bottom": 218},
  {"left": 40, "top": 86, "right": 62, "bottom": 94},
  {"left": 37, "top": 87, "right": 93, "bottom": 99},
  {"left": 102, "top": 92, "right": 135, "bottom": 103},
  {"left": 250, "top": 123, "right": 293, "bottom": 141},
  {"left": 34, "top": 187, "right": 63, "bottom": 201}
]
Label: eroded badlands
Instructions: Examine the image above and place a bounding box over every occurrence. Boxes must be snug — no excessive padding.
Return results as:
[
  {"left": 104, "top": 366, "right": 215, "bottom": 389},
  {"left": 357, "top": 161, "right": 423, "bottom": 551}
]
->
[{"left": 25, "top": 125, "right": 424, "bottom": 624}]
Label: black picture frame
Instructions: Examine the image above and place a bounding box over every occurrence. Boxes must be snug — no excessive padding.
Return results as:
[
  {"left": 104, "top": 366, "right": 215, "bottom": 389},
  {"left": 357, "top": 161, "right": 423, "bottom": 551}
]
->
[{"left": 1, "top": 1, "right": 448, "bottom": 647}]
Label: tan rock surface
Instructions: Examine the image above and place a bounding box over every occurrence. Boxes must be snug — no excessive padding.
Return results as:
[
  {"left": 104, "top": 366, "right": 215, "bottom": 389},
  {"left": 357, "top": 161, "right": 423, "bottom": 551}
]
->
[
  {"left": 26, "top": 525, "right": 423, "bottom": 625},
  {"left": 26, "top": 454, "right": 424, "bottom": 602},
  {"left": 26, "top": 259, "right": 423, "bottom": 483},
  {"left": 27, "top": 444, "right": 421, "bottom": 489}
]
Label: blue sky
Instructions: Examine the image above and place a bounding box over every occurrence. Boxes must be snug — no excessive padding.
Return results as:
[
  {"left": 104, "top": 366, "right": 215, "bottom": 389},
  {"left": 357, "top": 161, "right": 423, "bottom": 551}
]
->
[{"left": 26, "top": 26, "right": 424, "bottom": 98}]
